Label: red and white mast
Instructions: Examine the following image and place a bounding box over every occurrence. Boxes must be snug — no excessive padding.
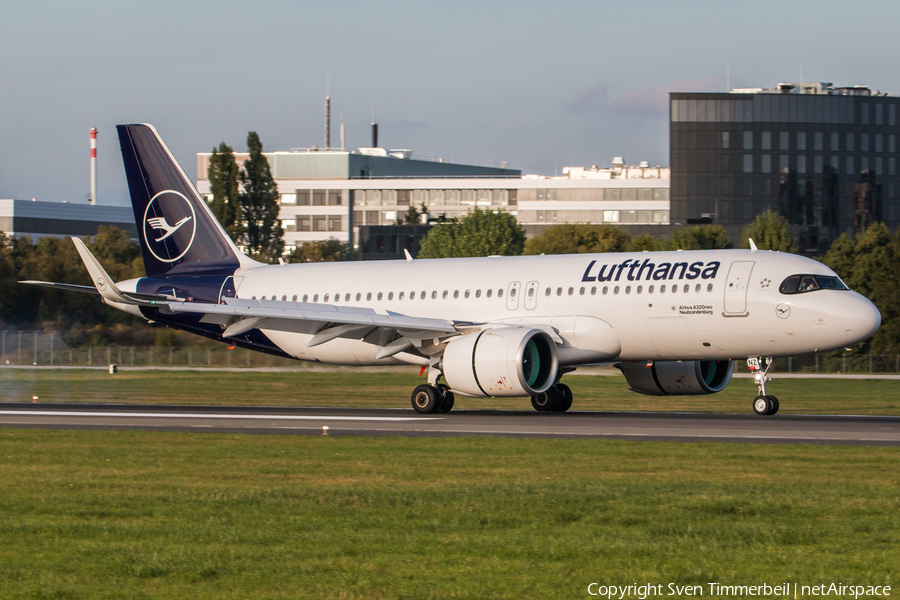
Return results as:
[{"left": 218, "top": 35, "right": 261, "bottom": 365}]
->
[{"left": 89, "top": 127, "right": 97, "bottom": 204}]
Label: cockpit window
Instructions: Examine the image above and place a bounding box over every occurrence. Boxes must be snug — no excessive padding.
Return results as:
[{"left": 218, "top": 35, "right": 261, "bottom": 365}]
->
[{"left": 779, "top": 274, "right": 848, "bottom": 294}]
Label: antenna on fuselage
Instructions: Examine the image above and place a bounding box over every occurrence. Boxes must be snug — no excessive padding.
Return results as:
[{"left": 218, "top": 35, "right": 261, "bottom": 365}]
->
[{"left": 749, "top": 238, "right": 758, "bottom": 253}]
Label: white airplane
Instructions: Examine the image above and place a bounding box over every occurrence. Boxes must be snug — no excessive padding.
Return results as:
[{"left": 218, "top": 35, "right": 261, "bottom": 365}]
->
[{"left": 23, "top": 124, "right": 881, "bottom": 416}]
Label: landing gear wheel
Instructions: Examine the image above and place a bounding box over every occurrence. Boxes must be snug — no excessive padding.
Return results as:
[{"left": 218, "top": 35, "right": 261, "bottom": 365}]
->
[
  {"left": 553, "top": 383, "right": 573, "bottom": 412},
  {"left": 753, "top": 395, "right": 772, "bottom": 416},
  {"left": 412, "top": 384, "right": 439, "bottom": 414},
  {"left": 748, "top": 356, "right": 778, "bottom": 416},
  {"left": 531, "top": 387, "right": 558, "bottom": 412},
  {"left": 435, "top": 384, "right": 455, "bottom": 413}
]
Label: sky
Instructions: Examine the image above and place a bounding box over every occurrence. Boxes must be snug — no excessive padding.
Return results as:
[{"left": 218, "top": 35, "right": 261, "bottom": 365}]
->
[{"left": 3, "top": 0, "right": 900, "bottom": 206}]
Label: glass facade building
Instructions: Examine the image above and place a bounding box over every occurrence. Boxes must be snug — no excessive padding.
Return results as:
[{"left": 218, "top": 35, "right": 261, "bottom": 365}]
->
[{"left": 671, "top": 84, "right": 900, "bottom": 254}]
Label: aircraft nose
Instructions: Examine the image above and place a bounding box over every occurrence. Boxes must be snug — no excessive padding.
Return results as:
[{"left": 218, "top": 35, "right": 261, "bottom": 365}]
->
[{"left": 842, "top": 293, "right": 881, "bottom": 344}]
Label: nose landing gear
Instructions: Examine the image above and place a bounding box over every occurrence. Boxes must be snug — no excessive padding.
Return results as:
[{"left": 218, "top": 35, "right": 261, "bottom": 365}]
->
[{"left": 748, "top": 356, "right": 779, "bottom": 416}]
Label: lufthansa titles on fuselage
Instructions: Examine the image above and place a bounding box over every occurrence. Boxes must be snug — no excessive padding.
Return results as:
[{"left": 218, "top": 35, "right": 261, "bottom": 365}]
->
[{"left": 581, "top": 258, "right": 721, "bottom": 283}]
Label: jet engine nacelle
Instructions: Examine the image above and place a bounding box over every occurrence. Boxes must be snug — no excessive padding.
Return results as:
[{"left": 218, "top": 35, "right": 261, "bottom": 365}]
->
[
  {"left": 620, "top": 359, "right": 734, "bottom": 396},
  {"left": 442, "top": 327, "right": 559, "bottom": 397}
]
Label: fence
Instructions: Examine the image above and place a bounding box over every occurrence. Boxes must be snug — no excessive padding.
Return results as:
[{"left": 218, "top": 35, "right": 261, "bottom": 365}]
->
[
  {"left": 0, "top": 331, "right": 300, "bottom": 369},
  {"left": 0, "top": 330, "right": 898, "bottom": 373}
]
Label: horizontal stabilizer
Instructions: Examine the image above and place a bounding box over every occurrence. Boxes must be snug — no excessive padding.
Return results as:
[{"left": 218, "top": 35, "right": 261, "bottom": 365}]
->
[
  {"left": 31, "top": 238, "right": 183, "bottom": 307},
  {"left": 18, "top": 281, "right": 99, "bottom": 295}
]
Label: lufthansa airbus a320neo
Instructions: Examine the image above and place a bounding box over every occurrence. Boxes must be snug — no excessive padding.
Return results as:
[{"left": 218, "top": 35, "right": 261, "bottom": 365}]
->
[{"left": 23, "top": 124, "right": 881, "bottom": 416}]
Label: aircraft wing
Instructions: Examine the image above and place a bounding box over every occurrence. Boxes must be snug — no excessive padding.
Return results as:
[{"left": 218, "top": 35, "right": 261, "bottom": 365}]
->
[{"left": 159, "top": 297, "right": 461, "bottom": 359}]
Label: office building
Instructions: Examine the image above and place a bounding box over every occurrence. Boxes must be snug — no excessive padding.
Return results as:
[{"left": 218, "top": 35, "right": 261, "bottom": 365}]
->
[
  {"left": 671, "top": 82, "right": 900, "bottom": 254},
  {"left": 195, "top": 150, "right": 671, "bottom": 252},
  {"left": 0, "top": 199, "right": 136, "bottom": 240}
]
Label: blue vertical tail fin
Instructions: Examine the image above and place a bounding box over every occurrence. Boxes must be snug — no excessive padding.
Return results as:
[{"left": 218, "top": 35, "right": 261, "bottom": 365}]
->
[{"left": 117, "top": 123, "right": 252, "bottom": 277}]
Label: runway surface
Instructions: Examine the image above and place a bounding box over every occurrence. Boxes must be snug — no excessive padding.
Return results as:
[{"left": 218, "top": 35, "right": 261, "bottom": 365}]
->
[{"left": 0, "top": 403, "right": 898, "bottom": 446}]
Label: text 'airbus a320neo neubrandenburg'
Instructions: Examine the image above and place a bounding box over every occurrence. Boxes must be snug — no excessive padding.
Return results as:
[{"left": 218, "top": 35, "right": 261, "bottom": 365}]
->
[{"left": 23, "top": 124, "right": 881, "bottom": 416}]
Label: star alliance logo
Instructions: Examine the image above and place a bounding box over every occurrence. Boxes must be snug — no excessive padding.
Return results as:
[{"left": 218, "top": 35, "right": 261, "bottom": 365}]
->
[
  {"left": 760, "top": 278, "right": 771, "bottom": 288},
  {"left": 143, "top": 190, "right": 197, "bottom": 263}
]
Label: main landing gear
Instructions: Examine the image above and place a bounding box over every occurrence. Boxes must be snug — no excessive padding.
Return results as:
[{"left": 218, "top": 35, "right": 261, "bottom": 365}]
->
[
  {"left": 530, "top": 382, "right": 573, "bottom": 413},
  {"left": 748, "top": 356, "right": 779, "bottom": 416},
  {"left": 411, "top": 383, "right": 455, "bottom": 414},
  {"left": 410, "top": 381, "right": 574, "bottom": 414}
]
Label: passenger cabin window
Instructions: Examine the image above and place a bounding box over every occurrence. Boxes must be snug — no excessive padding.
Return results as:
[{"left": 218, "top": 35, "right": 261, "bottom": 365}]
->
[
  {"left": 498, "top": 289, "right": 504, "bottom": 298},
  {"left": 779, "top": 274, "right": 848, "bottom": 294}
]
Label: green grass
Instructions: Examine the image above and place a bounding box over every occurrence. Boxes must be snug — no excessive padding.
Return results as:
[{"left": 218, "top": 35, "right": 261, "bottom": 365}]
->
[
  {"left": 1, "top": 367, "right": 899, "bottom": 415},
  {"left": 0, "top": 430, "right": 897, "bottom": 599}
]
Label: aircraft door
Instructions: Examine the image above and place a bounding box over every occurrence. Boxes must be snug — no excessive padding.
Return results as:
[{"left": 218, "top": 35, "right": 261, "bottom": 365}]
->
[
  {"left": 524, "top": 281, "right": 539, "bottom": 310},
  {"left": 506, "top": 282, "right": 521, "bottom": 311},
  {"left": 723, "top": 261, "right": 754, "bottom": 315}
]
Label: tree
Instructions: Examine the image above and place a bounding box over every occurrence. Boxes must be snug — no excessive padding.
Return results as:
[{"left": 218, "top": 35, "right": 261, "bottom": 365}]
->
[
  {"left": 417, "top": 209, "right": 525, "bottom": 258},
  {"left": 668, "top": 224, "right": 731, "bottom": 250},
  {"left": 0, "top": 234, "right": 17, "bottom": 323},
  {"left": 523, "top": 224, "right": 631, "bottom": 255},
  {"left": 239, "top": 132, "right": 283, "bottom": 262},
  {"left": 288, "top": 239, "right": 348, "bottom": 263},
  {"left": 403, "top": 204, "right": 420, "bottom": 225},
  {"left": 207, "top": 142, "right": 243, "bottom": 243},
  {"left": 821, "top": 223, "right": 899, "bottom": 353},
  {"left": 740, "top": 210, "right": 798, "bottom": 253},
  {"left": 627, "top": 233, "right": 668, "bottom": 252}
]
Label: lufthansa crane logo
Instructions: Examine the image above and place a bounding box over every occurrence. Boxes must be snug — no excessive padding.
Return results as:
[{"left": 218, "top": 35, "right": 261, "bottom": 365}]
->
[{"left": 143, "top": 190, "right": 196, "bottom": 263}]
